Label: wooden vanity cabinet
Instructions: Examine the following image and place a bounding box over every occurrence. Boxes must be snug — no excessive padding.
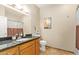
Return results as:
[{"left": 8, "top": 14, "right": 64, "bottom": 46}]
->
[
  {"left": 19, "top": 38, "right": 40, "bottom": 55},
  {"left": 0, "top": 38, "right": 40, "bottom": 55},
  {"left": 0, "top": 46, "right": 19, "bottom": 55}
]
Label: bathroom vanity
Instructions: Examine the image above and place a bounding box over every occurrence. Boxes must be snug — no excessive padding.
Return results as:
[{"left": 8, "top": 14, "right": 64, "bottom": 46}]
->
[
  {"left": 0, "top": 37, "right": 40, "bottom": 55},
  {"left": 0, "top": 5, "right": 40, "bottom": 55}
]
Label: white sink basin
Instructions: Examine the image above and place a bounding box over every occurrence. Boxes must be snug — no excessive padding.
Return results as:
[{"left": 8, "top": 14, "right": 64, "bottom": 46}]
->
[{"left": 16, "top": 38, "right": 32, "bottom": 42}]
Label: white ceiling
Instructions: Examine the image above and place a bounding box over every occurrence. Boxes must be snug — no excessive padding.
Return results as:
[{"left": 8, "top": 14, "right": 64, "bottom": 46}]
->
[
  {"left": 36, "top": 4, "right": 61, "bottom": 8},
  {"left": 36, "top": 4, "right": 49, "bottom": 7}
]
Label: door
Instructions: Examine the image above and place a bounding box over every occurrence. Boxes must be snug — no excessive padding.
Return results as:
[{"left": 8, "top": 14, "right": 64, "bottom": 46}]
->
[
  {"left": 76, "top": 7, "right": 79, "bottom": 49},
  {"left": 76, "top": 26, "right": 79, "bottom": 49}
]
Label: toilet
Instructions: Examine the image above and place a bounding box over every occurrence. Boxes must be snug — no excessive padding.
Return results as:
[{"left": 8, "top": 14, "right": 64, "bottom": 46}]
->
[{"left": 40, "top": 40, "right": 47, "bottom": 52}]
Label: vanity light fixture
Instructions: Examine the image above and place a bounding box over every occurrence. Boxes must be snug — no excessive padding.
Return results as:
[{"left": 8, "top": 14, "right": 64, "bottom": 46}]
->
[{"left": 8, "top": 4, "right": 30, "bottom": 14}]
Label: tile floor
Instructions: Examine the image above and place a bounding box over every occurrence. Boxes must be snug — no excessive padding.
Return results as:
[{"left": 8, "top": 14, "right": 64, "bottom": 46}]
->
[{"left": 40, "top": 46, "right": 74, "bottom": 55}]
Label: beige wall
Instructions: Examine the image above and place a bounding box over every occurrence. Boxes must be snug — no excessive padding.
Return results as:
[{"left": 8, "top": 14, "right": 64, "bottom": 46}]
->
[
  {"left": 23, "top": 15, "right": 32, "bottom": 34},
  {"left": 23, "top": 5, "right": 40, "bottom": 34},
  {"left": 27, "top": 4, "right": 40, "bottom": 33},
  {"left": 0, "top": 5, "right": 5, "bottom": 16},
  {"left": 40, "top": 5, "right": 77, "bottom": 52}
]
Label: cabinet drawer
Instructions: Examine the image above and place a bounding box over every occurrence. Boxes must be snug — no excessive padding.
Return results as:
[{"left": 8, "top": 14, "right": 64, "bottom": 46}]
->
[{"left": 19, "top": 40, "right": 35, "bottom": 51}]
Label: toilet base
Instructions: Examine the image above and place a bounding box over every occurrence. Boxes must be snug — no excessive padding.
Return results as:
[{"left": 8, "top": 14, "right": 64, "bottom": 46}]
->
[
  {"left": 40, "top": 40, "right": 47, "bottom": 52},
  {"left": 40, "top": 46, "right": 46, "bottom": 52}
]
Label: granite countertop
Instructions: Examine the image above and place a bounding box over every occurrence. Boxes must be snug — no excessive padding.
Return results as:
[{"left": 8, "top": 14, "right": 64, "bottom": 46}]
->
[{"left": 0, "top": 36, "right": 40, "bottom": 51}]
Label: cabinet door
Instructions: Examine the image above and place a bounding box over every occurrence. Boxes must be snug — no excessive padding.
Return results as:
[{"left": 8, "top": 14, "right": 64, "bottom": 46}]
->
[
  {"left": 20, "top": 44, "right": 35, "bottom": 55},
  {"left": 0, "top": 46, "right": 19, "bottom": 55},
  {"left": 0, "top": 51, "right": 7, "bottom": 55},
  {"left": 19, "top": 40, "right": 36, "bottom": 55},
  {"left": 35, "top": 39, "right": 40, "bottom": 55},
  {"left": 6, "top": 46, "right": 19, "bottom": 55}
]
